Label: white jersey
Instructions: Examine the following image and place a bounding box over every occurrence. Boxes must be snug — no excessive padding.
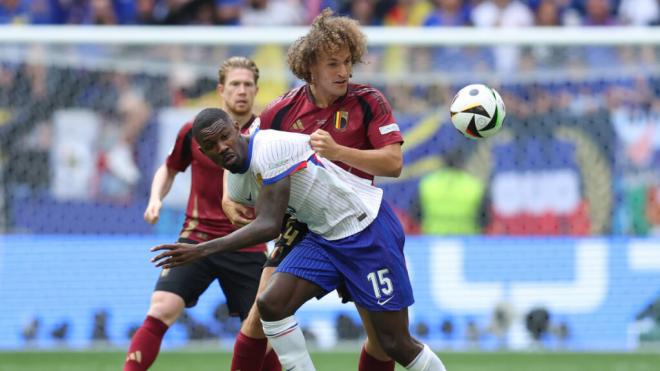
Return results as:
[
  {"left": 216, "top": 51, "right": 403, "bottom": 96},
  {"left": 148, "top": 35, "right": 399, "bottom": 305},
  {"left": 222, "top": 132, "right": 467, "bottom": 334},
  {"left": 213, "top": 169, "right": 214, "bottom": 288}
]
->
[{"left": 226, "top": 129, "right": 383, "bottom": 240}]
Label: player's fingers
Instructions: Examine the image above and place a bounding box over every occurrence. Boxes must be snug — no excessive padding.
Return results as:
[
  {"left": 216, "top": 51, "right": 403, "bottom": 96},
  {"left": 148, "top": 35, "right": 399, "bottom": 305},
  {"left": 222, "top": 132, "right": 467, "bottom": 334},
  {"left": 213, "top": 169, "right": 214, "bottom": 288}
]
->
[
  {"left": 310, "top": 139, "right": 324, "bottom": 150},
  {"left": 152, "top": 250, "right": 183, "bottom": 266},
  {"left": 145, "top": 209, "right": 159, "bottom": 224},
  {"left": 156, "top": 258, "right": 175, "bottom": 268},
  {"left": 150, "top": 244, "right": 177, "bottom": 252},
  {"left": 232, "top": 217, "right": 251, "bottom": 227},
  {"left": 234, "top": 203, "right": 252, "bottom": 215}
]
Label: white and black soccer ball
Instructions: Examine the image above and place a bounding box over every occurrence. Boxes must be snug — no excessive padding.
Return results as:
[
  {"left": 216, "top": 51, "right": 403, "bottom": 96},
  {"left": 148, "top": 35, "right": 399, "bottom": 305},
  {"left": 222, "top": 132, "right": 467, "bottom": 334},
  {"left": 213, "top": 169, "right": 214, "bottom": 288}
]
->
[{"left": 450, "top": 84, "right": 505, "bottom": 139}]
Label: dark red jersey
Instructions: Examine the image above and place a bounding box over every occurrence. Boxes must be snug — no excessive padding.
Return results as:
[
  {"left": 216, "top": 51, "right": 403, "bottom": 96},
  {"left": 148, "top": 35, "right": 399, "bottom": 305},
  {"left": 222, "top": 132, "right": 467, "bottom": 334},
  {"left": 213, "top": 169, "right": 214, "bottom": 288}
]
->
[
  {"left": 166, "top": 116, "right": 266, "bottom": 252},
  {"left": 258, "top": 83, "right": 403, "bottom": 181}
]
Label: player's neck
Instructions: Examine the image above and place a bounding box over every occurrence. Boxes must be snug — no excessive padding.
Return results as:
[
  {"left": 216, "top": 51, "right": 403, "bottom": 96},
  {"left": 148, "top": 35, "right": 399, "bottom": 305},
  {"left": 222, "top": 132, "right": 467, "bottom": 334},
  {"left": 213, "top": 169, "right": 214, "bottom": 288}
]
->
[
  {"left": 308, "top": 85, "right": 340, "bottom": 108},
  {"left": 228, "top": 111, "right": 254, "bottom": 130}
]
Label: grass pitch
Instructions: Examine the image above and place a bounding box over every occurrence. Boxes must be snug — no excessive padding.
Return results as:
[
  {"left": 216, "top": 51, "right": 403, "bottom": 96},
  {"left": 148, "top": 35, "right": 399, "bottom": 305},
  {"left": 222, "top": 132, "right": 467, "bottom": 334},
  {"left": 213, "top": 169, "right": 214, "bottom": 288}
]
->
[{"left": 0, "top": 350, "right": 658, "bottom": 371}]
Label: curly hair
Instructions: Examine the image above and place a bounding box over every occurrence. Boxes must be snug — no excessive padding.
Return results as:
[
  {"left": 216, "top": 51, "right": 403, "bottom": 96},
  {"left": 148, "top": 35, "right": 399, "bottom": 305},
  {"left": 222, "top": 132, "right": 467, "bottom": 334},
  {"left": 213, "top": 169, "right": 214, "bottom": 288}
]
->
[
  {"left": 287, "top": 8, "right": 367, "bottom": 83},
  {"left": 218, "top": 56, "right": 260, "bottom": 85}
]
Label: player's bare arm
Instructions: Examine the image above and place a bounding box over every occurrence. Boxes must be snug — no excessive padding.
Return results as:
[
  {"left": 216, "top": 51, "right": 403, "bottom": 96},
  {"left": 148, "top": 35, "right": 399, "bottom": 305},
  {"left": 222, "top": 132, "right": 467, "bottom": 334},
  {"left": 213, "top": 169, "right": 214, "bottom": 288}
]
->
[
  {"left": 151, "top": 177, "right": 291, "bottom": 268},
  {"left": 144, "top": 164, "right": 178, "bottom": 224},
  {"left": 310, "top": 129, "right": 402, "bottom": 178}
]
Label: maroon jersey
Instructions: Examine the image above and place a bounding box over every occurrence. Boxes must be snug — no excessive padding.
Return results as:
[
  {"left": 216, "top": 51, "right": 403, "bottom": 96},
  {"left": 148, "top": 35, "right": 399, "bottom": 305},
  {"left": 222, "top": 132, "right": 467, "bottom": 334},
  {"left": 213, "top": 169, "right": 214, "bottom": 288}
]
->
[
  {"left": 258, "top": 83, "right": 403, "bottom": 181},
  {"left": 166, "top": 116, "right": 266, "bottom": 252}
]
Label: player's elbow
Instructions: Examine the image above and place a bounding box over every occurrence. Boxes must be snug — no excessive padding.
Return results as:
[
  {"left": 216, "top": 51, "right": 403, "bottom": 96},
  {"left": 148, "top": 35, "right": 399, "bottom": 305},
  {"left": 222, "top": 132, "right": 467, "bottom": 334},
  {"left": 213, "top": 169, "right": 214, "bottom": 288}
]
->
[
  {"left": 385, "top": 157, "right": 403, "bottom": 178},
  {"left": 259, "top": 220, "right": 282, "bottom": 241}
]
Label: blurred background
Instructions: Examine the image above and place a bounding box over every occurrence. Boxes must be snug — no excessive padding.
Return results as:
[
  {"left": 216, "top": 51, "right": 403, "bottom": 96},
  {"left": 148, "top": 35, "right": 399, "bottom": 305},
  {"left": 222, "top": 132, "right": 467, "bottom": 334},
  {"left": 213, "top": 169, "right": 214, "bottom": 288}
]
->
[{"left": 1, "top": 0, "right": 660, "bottom": 368}]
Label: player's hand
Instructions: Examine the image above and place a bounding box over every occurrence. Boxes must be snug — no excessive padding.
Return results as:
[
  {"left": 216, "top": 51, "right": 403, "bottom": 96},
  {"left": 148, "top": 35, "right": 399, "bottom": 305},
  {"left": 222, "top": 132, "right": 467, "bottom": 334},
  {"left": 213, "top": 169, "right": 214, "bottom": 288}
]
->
[
  {"left": 150, "top": 243, "right": 207, "bottom": 268},
  {"left": 222, "top": 198, "right": 254, "bottom": 227},
  {"left": 310, "top": 129, "right": 343, "bottom": 161},
  {"left": 144, "top": 200, "right": 162, "bottom": 224}
]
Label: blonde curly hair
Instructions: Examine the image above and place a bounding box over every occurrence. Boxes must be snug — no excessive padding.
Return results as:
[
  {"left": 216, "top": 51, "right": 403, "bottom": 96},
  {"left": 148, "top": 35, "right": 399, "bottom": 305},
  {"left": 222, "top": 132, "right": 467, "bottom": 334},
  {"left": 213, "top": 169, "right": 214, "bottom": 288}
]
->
[{"left": 287, "top": 8, "right": 367, "bottom": 83}]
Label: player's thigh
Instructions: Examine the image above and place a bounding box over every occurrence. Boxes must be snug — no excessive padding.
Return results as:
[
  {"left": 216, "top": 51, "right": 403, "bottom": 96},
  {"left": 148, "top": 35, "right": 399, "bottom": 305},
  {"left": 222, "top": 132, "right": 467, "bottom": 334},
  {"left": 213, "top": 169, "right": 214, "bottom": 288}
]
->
[
  {"left": 153, "top": 255, "right": 217, "bottom": 309},
  {"left": 212, "top": 251, "right": 267, "bottom": 321},
  {"left": 258, "top": 271, "right": 325, "bottom": 320},
  {"left": 147, "top": 290, "right": 186, "bottom": 326}
]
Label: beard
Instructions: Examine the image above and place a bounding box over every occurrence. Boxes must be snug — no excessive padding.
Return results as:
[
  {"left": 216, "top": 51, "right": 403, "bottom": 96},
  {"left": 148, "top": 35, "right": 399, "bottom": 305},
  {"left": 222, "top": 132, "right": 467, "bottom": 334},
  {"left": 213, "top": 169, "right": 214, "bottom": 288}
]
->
[{"left": 226, "top": 102, "right": 251, "bottom": 116}]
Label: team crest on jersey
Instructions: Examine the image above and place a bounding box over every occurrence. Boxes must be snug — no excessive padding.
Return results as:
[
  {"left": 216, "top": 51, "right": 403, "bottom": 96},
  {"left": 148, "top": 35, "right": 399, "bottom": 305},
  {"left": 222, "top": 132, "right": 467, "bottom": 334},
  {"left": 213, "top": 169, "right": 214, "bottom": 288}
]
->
[
  {"left": 334, "top": 111, "right": 348, "bottom": 131},
  {"left": 291, "top": 119, "right": 304, "bottom": 131}
]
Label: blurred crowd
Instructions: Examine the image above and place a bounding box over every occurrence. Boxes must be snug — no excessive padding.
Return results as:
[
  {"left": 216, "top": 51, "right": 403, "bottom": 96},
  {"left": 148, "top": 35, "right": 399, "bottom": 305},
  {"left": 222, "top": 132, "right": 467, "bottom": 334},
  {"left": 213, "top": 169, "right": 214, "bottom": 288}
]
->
[{"left": 0, "top": 0, "right": 659, "bottom": 27}]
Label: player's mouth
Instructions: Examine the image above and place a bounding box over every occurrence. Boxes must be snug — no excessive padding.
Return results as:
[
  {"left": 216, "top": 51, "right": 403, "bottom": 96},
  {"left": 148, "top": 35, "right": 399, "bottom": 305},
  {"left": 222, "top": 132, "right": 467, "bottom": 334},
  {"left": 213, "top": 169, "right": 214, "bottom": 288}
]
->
[{"left": 223, "top": 153, "right": 236, "bottom": 165}]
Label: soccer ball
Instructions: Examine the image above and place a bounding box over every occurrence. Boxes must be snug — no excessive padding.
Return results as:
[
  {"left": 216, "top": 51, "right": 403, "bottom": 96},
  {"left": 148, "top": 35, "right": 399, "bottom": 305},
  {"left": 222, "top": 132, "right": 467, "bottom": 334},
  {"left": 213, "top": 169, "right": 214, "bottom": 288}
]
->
[{"left": 450, "top": 84, "right": 505, "bottom": 139}]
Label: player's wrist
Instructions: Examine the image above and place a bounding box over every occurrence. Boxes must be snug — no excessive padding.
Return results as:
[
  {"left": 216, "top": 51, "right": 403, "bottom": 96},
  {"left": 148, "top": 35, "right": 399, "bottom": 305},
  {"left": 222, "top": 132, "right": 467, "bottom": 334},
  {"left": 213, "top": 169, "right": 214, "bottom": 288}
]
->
[
  {"left": 196, "top": 241, "right": 214, "bottom": 256},
  {"left": 334, "top": 145, "right": 349, "bottom": 162}
]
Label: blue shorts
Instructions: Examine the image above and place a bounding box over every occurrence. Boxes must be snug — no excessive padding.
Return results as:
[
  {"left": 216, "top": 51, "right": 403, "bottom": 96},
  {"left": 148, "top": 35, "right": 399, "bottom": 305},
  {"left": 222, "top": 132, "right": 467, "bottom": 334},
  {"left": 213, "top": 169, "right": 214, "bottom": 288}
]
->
[{"left": 276, "top": 201, "right": 414, "bottom": 311}]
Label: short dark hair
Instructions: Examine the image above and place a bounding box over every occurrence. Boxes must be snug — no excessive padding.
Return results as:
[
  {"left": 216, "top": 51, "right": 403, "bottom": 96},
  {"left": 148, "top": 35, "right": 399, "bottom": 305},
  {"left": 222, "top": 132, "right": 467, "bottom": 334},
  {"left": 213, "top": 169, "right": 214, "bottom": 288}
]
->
[{"left": 192, "top": 108, "right": 233, "bottom": 139}]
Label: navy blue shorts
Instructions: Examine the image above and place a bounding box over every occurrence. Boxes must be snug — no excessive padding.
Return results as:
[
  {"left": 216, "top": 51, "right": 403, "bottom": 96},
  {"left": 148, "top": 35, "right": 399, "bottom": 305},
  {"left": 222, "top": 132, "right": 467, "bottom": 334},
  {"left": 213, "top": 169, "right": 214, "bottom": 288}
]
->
[{"left": 276, "top": 201, "right": 414, "bottom": 311}]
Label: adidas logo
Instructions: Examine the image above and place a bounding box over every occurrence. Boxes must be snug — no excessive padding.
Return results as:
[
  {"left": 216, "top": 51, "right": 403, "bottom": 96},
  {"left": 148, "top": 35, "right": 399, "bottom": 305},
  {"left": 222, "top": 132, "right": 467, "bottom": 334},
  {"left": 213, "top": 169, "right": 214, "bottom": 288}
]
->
[
  {"left": 126, "top": 350, "right": 142, "bottom": 363},
  {"left": 291, "top": 119, "right": 304, "bottom": 131}
]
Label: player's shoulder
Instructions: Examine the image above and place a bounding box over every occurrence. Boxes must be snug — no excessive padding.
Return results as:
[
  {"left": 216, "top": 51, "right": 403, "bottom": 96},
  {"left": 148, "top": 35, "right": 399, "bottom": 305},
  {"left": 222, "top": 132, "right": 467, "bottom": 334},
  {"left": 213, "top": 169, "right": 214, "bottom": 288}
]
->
[
  {"left": 180, "top": 120, "right": 194, "bottom": 132},
  {"left": 348, "top": 84, "right": 392, "bottom": 116},
  {"left": 255, "top": 128, "right": 309, "bottom": 147},
  {"left": 175, "top": 121, "right": 194, "bottom": 141},
  {"left": 261, "top": 86, "right": 305, "bottom": 116},
  {"left": 349, "top": 83, "right": 387, "bottom": 100}
]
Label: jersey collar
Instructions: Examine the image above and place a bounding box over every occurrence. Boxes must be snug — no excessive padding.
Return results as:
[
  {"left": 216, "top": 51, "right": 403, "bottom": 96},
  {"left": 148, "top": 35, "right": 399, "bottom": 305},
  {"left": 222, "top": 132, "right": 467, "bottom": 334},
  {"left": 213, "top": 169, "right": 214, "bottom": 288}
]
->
[{"left": 236, "top": 127, "right": 258, "bottom": 174}]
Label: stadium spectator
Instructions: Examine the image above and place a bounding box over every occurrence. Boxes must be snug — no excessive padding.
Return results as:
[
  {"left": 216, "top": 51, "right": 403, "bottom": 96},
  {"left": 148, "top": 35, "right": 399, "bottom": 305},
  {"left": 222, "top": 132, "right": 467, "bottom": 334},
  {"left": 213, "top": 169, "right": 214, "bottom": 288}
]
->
[
  {"left": 421, "top": 0, "right": 480, "bottom": 73},
  {"left": 582, "top": 0, "right": 617, "bottom": 26},
  {"left": 88, "top": 0, "right": 118, "bottom": 25},
  {"left": 0, "top": 0, "right": 29, "bottom": 23},
  {"left": 223, "top": 8, "right": 410, "bottom": 371},
  {"left": 132, "top": 0, "right": 160, "bottom": 24},
  {"left": 215, "top": 0, "right": 243, "bottom": 24},
  {"left": 618, "top": 0, "right": 659, "bottom": 26},
  {"left": 383, "top": 0, "right": 432, "bottom": 26},
  {"left": 418, "top": 148, "right": 487, "bottom": 235},
  {"left": 470, "top": 0, "right": 534, "bottom": 73},
  {"left": 579, "top": 0, "right": 620, "bottom": 67},
  {"left": 534, "top": 0, "right": 561, "bottom": 26},
  {"left": 123, "top": 57, "right": 270, "bottom": 371},
  {"left": 91, "top": 73, "right": 151, "bottom": 201},
  {"left": 422, "top": 0, "right": 470, "bottom": 26},
  {"left": 151, "top": 106, "right": 448, "bottom": 371},
  {"left": 240, "top": 0, "right": 305, "bottom": 26},
  {"left": 346, "top": 0, "right": 381, "bottom": 26}
]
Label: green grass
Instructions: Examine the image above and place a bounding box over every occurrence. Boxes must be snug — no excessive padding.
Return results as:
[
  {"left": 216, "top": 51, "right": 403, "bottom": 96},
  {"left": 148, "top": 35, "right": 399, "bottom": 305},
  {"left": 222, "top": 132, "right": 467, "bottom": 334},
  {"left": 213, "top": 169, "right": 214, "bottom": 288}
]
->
[{"left": 0, "top": 351, "right": 658, "bottom": 371}]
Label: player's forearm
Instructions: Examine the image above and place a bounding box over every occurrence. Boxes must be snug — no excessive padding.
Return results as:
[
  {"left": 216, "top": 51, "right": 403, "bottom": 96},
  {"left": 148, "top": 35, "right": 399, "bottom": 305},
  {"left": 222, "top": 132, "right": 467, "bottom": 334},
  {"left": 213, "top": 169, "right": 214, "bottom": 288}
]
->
[
  {"left": 197, "top": 217, "right": 280, "bottom": 255},
  {"left": 336, "top": 145, "right": 403, "bottom": 178},
  {"left": 149, "top": 164, "right": 176, "bottom": 202},
  {"left": 221, "top": 169, "right": 230, "bottom": 202}
]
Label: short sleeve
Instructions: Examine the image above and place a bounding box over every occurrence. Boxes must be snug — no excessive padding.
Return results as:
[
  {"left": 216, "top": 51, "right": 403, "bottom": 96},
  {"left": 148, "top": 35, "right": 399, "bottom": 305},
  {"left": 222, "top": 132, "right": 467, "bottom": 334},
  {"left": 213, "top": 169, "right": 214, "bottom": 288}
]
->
[
  {"left": 364, "top": 89, "right": 404, "bottom": 148},
  {"left": 165, "top": 123, "right": 193, "bottom": 172}
]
